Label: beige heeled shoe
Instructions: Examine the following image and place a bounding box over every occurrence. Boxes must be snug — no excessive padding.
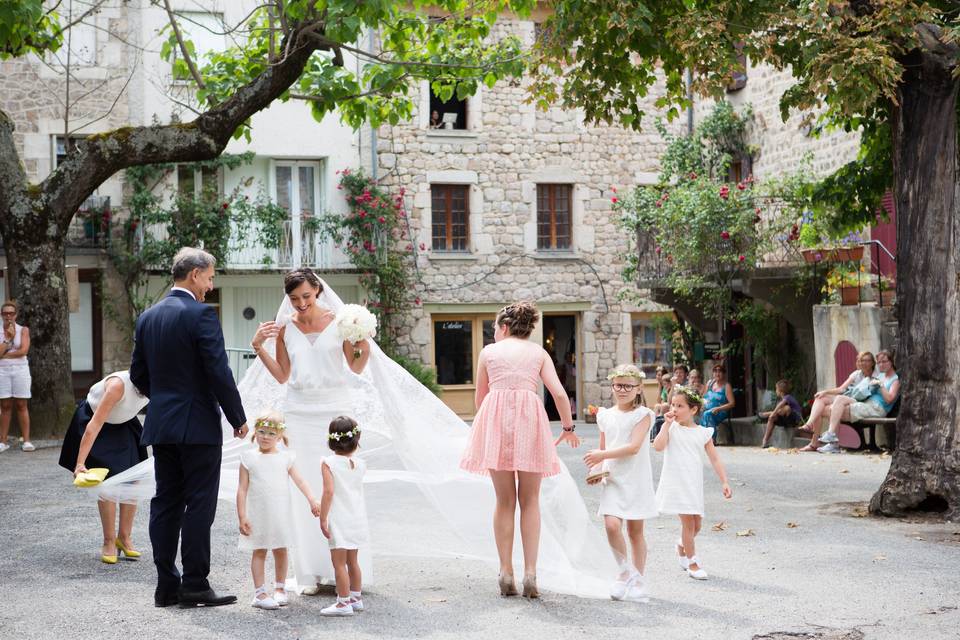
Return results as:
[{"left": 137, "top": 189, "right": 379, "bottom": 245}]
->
[
  {"left": 521, "top": 575, "right": 539, "bottom": 599},
  {"left": 498, "top": 574, "right": 518, "bottom": 596}
]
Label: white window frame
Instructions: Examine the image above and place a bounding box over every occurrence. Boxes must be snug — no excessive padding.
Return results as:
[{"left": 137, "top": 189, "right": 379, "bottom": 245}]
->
[{"left": 269, "top": 159, "right": 324, "bottom": 266}]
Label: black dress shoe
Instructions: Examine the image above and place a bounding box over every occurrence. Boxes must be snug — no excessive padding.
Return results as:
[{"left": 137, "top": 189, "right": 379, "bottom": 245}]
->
[
  {"left": 177, "top": 588, "right": 238, "bottom": 608},
  {"left": 154, "top": 591, "right": 179, "bottom": 608}
]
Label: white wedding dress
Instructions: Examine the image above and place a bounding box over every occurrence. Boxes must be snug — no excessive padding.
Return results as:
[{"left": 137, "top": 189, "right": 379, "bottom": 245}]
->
[{"left": 98, "top": 279, "right": 615, "bottom": 597}]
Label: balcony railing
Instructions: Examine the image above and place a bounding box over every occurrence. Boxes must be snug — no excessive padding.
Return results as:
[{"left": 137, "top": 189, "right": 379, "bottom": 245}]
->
[
  {"left": 134, "top": 217, "right": 353, "bottom": 271},
  {"left": 227, "top": 220, "right": 353, "bottom": 270},
  {"left": 66, "top": 195, "right": 111, "bottom": 249}
]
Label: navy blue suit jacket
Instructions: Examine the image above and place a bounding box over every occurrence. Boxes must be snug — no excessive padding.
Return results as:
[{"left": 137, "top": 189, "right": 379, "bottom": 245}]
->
[{"left": 131, "top": 290, "right": 246, "bottom": 446}]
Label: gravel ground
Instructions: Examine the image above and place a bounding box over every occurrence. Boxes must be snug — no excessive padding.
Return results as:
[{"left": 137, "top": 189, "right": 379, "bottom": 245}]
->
[{"left": 1, "top": 430, "right": 958, "bottom": 640}]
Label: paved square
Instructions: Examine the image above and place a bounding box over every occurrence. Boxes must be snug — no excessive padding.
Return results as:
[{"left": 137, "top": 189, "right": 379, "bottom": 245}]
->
[{"left": 1, "top": 435, "right": 957, "bottom": 639}]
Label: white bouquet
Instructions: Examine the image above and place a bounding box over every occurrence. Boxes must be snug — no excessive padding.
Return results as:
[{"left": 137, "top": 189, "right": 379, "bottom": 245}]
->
[{"left": 336, "top": 304, "right": 378, "bottom": 357}]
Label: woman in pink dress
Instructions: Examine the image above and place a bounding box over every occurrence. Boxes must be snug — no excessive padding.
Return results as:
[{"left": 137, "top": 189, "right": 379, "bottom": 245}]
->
[{"left": 460, "top": 302, "right": 580, "bottom": 598}]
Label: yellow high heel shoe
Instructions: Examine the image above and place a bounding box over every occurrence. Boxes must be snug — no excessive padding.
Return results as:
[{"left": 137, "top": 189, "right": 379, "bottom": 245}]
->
[
  {"left": 115, "top": 539, "right": 141, "bottom": 560},
  {"left": 101, "top": 554, "right": 118, "bottom": 564}
]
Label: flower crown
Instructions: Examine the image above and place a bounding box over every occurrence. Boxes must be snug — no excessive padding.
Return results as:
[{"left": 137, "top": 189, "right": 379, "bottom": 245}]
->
[
  {"left": 606, "top": 365, "right": 647, "bottom": 381},
  {"left": 328, "top": 426, "right": 360, "bottom": 441},
  {"left": 673, "top": 385, "right": 703, "bottom": 405},
  {"left": 255, "top": 417, "right": 286, "bottom": 432}
]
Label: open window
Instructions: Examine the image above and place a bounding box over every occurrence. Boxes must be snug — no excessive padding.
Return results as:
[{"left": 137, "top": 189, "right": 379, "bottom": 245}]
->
[{"left": 429, "top": 89, "right": 468, "bottom": 130}]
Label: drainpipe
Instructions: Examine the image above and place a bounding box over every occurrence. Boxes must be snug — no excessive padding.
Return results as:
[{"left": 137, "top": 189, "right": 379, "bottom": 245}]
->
[
  {"left": 686, "top": 68, "right": 694, "bottom": 136},
  {"left": 369, "top": 27, "right": 378, "bottom": 180}
]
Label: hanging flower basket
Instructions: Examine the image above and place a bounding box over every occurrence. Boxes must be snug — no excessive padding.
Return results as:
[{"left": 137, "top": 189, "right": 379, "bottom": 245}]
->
[{"left": 801, "top": 246, "right": 864, "bottom": 264}]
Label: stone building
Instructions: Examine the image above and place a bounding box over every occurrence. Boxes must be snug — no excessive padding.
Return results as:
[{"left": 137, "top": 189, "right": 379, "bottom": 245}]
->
[
  {"left": 375, "top": 19, "right": 682, "bottom": 418},
  {"left": 0, "top": 1, "right": 364, "bottom": 396}
]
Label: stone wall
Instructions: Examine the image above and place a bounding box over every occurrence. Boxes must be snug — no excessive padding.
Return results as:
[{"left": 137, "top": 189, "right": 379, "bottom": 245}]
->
[
  {"left": 697, "top": 61, "right": 861, "bottom": 180},
  {"left": 375, "top": 19, "right": 680, "bottom": 412}
]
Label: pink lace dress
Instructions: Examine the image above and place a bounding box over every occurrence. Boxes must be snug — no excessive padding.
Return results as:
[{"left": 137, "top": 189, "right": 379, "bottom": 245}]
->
[{"left": 460, "top": 341, "right": 561, "bottom": 477}]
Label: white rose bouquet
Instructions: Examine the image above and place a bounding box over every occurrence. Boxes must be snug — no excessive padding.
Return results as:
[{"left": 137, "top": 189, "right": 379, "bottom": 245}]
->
[{"left": 336, "top": 304, "right": 378, "bottom": 358}]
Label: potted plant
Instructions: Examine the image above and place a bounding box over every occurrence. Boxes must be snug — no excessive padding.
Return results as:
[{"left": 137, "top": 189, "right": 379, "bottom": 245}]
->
[
  {"left": 825, "top": 264, "right": 864, "bottom": 305},
  {"left": 879, "top": 275, "right": 896, "bottom": 307},
  {"left": 797, "top": 217, "right": 865, "bottom": 263},
  {"left": 585, "top": 404, "right": 599, "bottom": 423}
]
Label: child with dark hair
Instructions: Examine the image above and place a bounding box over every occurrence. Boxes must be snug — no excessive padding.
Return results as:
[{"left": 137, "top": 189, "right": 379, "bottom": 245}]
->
[
  {"left": 653, "top": 387, "right": 732, "bottom": 581},
  {"left": 759, "top": 380, "right": 803, "bottom": 448},
  {"left": 319, "top": 416, "right": 369, "bottom": 616}
]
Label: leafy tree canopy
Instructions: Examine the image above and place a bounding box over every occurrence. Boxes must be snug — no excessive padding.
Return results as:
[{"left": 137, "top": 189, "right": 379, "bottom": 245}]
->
[{"left": 532, "top": 0, "right": 959, "bottom": 229}]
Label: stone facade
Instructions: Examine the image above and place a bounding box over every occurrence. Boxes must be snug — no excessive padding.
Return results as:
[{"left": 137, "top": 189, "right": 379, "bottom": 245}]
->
[
  {"left": 375, "top": 19, "right": 681, "bottom": 416},
  {"left": 699, "top": 61, "right": 862, "bottom": 180}
]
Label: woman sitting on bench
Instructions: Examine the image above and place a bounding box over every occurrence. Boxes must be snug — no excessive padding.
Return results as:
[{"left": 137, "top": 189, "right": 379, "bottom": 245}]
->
[
  {"left": 817, "top": 350, "right": 899, "bottom": 453},
  {"left": 798, "top": 351, "right": 876, "bottom": 452}
]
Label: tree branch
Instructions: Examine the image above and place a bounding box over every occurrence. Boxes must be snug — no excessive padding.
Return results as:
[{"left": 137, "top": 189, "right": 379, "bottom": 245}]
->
[
  {"left": 40, "top": 28, "right": 320, "bottom": 228},
  {"left": 163, "top": 0, "right": 209, "bottom": 94}
]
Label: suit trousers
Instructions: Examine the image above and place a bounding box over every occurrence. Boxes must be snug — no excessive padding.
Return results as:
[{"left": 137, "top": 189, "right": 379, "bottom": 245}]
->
[{"left": 150, "top": 443, "right": 222, "bottom": 593}]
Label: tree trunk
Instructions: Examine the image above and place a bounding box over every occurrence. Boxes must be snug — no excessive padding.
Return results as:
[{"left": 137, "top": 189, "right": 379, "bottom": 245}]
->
[
  {"left": 3, "top": 229, "right": 76, "bottom": 438},
  {"left": 870, "top": 46, "right": 960, "bottom": 520}
]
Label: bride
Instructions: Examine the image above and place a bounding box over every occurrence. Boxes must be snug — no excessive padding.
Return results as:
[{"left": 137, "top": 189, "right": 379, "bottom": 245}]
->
[
  {"left": 246, "top": 267, "right": 371, "bottom": 593},
  {"left": 100, "top": 269, "right": 614, "bottom": 597}
]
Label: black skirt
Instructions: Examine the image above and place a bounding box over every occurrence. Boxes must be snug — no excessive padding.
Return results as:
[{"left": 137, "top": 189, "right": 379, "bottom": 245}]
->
[{"left": 58, "top": 400, "right": 148, "bottom": 475}]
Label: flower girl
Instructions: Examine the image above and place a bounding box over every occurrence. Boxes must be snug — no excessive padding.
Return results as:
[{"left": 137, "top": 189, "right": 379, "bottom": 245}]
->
[
  {"left": 237, "top": 413, "right": 321, "bottom": 610},
  {"left": 653, "top": 387, "right": 732, "bottom": 580},
  {"left": 319, "top": 416, "right": 370, "bottom": 616},
  {"left": 583, "top": 364, "right": 658, "bottom": 602}
]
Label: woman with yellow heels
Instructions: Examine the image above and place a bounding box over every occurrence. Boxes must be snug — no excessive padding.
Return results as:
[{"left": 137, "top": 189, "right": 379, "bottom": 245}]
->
[{"left": 59, "top": 371, "right": 148, "bottom": 563}]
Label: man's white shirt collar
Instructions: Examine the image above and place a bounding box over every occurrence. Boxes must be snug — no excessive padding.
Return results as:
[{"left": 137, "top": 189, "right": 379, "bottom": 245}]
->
[{"left": 170, "top": 286, "right": 196, "bottom": 300}]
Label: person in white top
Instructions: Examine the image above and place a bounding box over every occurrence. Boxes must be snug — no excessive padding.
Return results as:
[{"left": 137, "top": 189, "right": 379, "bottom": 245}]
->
[
  {"left": 0, "top": 300, "right": 33, "bottom": 452},
  {"left": 653, "top": 386, "right": 732, "bottom": 581},
  {"left": 59, "top": 371, "right": 149, "bottom": 563},
  {"left": 236, "top": 413, "right": 321, "bottom": 610},
  {"left": 583, "top": 364, "right": 657, "bottom": 603},
  {"left": 319, "top": 416, "right": 370, "bottom": 617}
]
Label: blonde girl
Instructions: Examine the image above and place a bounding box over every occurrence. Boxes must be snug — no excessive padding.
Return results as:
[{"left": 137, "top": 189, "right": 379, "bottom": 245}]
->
[
  {"left": 584, "top": 364, "right": 657, "bottom": 602},
  {"left": 653, "top": 387, "right": 732, "bottom": 580},
  {"left": 237, "top": 413, "right": 321, "bottom": 610}
]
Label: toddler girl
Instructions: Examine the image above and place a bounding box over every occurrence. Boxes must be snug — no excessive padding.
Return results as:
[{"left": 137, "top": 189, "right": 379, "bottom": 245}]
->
[
  {"left": 237, "top": 413, "right": 321, "bottom": 610},
  {"left": 319, "top": 416, "right": 370, "bottom": 616},
  {"left": 584, "top": 364, "right": 658, "bottom": 602},
  {"left": 653, "top": 387, "right": 732, "bottom": 580}
]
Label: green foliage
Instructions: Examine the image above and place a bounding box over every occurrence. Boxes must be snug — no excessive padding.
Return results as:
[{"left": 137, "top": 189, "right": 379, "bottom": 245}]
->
[
  {"left": 151, "top": 0, "right": 534, "bottom": 140},
  {"left": 392, "top": 354, "right": 442, "bottom": 396},
  {"left": 106, "top": 154, "right": 288, "bottom": 338},
  {"left": 318, "top": 169, "right": 417, "bottom": 355},
  {"left": 0, "top": 0, "right": 62, "bottom": 58},
  {"left": 616, "top": 102, "right": 769, "bottom": 321}
]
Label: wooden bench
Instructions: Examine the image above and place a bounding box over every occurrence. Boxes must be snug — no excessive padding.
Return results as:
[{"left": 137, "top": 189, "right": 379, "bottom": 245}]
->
[{"left": 847, "top": 399, "right": 899, "bottom": 451}]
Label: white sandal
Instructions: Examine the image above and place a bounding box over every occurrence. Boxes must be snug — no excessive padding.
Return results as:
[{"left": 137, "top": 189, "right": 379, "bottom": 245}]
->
[
  {"left": 676, "top": 539, "right": 689, "bottom": 570},
  {"left": 687, "top": 556, "right": 708, "bottom": 580},
  {"left": 274, "top": 582, "right": 289, "bottom": 606},
  {"left": 251, "top": 585, "right": 280, "bottom": 610}
]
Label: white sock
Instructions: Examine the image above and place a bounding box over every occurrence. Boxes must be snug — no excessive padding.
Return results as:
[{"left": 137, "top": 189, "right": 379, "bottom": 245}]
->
[
  {"left": 337, "top": 596, "right": 351, "bottom": 605},
  {"left": 349, "top": 590, "right": 362, "bottom": 599}
]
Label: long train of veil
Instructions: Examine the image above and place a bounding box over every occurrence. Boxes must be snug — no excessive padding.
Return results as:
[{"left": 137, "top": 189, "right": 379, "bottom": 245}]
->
[{"left": 98, "top": 279, "right": 615, "bottom": 597}]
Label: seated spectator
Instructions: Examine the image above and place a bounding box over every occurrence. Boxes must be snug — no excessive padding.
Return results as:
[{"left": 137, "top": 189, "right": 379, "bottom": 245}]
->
[
  {"left": 687, "top": 368, "right": 705, "bottom": 396},
  {"left": 798, "top": 351, "right": 877, "bottom": 452},
  {"left": 817, "top": 350, "right": 899, "bottom": 453},
  {"left": 701, "top": 364, "right": 735, "bottom": 443},
  {"left": 667, "top": 364, "right": 689, "bottom": 400},
  {"left": 653, "top": 370, "right": 674, "bottom": 415},
  {"left": 759, "top": 379, "right": 802, "bottom": 448}
]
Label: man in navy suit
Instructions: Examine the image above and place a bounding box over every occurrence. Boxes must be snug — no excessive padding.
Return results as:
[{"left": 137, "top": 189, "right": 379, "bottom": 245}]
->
[{"left": 131, "top": 247, "right": 248, "bottom": 608}]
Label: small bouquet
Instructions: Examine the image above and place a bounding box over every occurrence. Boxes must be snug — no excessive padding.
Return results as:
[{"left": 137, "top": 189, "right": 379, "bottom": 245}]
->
[
  {"left": 336, "top": 304, "right": 378, "bottom": 358},
  {"left": 587, "top": 404, "right": 599, "bottom": 416}
]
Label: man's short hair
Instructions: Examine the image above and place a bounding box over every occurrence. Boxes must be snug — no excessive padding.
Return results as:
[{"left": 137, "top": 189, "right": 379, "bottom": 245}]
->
[{"left": 171, "top": 247, "right": 216, "bottom": 281}]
